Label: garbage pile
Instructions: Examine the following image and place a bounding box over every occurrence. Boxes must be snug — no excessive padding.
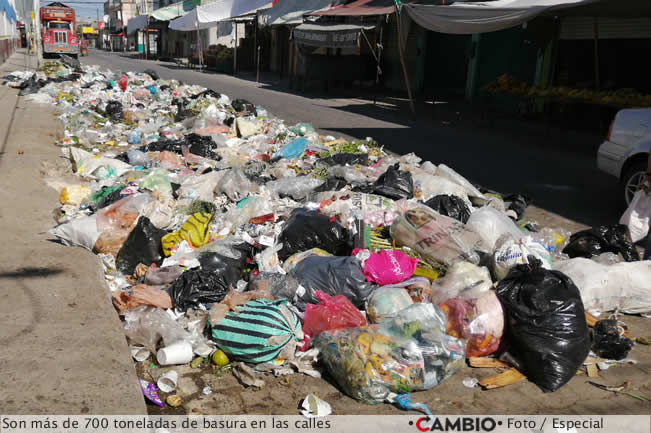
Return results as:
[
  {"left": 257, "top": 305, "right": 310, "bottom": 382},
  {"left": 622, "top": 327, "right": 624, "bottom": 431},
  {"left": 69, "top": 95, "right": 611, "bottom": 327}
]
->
[{"left": 4, "top": 59, "right": 651, "bottom": 412}]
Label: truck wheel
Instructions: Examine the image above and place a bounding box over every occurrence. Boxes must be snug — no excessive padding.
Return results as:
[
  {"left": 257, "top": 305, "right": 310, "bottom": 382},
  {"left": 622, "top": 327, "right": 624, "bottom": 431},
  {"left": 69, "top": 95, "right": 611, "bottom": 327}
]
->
[{"left": 621, "top": 159, "right": 647, "bottom": 207}]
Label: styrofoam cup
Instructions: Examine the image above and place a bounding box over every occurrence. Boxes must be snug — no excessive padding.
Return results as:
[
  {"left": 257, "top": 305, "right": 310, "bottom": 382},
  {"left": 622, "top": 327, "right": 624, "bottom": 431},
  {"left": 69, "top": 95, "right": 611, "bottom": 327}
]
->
[
  {"left": 157, "top": 370, "right": 178, "bottom": 393},
  {"left": 130, "top": 345, "right": 151, "bottom": 362},
  {"left": 156, "top": 341, "right": 193, "bottom": 366}
]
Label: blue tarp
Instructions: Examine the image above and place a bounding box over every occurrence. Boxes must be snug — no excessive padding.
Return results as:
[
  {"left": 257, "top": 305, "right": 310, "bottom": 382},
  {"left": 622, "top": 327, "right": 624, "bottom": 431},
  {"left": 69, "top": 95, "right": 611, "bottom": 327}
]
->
[{"left": 1, "top": 0, "right": 18, "bottom": 23}]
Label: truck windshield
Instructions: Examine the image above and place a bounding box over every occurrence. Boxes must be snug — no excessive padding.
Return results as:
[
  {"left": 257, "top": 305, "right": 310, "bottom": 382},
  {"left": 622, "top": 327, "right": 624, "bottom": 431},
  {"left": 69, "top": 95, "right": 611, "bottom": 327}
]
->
[{"left": 49, "top": 23, "right": 69, "bottom": 29}]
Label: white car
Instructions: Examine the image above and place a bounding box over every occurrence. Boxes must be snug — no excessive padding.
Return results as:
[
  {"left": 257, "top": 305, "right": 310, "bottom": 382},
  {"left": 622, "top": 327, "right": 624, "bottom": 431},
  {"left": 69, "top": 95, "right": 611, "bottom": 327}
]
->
[{"left": 597, "top": 107, "right": 651, "bottom": 205}]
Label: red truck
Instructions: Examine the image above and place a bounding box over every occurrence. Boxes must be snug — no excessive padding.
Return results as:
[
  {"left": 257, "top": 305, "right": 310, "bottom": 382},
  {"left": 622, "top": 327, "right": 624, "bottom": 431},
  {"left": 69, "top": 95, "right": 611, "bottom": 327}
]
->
[{"left": 40, "top": 2, "right": 79, "bottom": 58}]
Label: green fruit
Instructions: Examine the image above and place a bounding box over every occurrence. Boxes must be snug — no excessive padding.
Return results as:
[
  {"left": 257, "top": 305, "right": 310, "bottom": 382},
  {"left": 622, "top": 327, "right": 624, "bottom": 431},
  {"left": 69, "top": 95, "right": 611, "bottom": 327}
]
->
[{"left": 212, "top": 350, "right": 229, "bottom": 367}]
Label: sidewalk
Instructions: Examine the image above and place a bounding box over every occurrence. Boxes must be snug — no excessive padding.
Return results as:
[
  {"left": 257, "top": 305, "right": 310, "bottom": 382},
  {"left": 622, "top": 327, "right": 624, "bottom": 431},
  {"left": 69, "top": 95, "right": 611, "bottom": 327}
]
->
[{"left": 0, "top": 49, "right": 146, "bottom": 415}]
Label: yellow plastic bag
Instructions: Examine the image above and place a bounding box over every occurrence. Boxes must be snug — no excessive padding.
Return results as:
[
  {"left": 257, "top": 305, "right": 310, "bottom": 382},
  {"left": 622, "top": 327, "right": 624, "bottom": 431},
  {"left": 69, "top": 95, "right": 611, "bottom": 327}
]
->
[
  {"left": 162, "top": 212, "right": 213, "bottom": 256},
  {"left": 59, "top": 185, "right": 91, "bottom": 206}
]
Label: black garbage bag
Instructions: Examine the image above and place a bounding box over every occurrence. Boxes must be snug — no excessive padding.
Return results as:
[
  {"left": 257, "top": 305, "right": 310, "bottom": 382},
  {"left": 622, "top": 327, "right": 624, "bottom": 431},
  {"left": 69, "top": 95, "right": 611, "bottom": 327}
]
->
[
  {"left": 198, "top": 243, "right": 253, "bottom": 288},
  {"left": 143, "top": 69, "right": 159, "bottom": 80},
  {"left": 317, "top": 153, "right": 369, "bottom": 167},
  {"left": 142, "top": 133, "right": 217, "bottom": 159},
  {"left": 173, "top": 98, "right": 194, "bottom": 122},
  {"left": 231, "top": 98, "right": 256, "bottom": 115},
  {"left": 96, "top": 186, "right": 125, "bottom": 210},
  {"left": 167, "top": 268, "right": 230, "bottom": 311},
  {"left": 563, "top": 224, "right": 639, "bottom": 262},
  {"left": 291, "top": 255, "right": 377, "bottom": 311},
  {"left": 189, "top": 89, "right": 220, "bottom": 99},
  {"left": 313, "top": 176, "right": 349, "bottom": 193},
  {"left": 248, "top": 272, "right": 300, "bottom": 301},
  {"left": 224, "top": 116, "right": 235, "bottom": 127},
  {"left": 591, "top": 320, "right": 634, "bottom": 361},
  {"left": 354, "top": 163, "right": 413, "bottom": 200},
  {"left": 116, "top": 217, "right": 168, "bottom": 275},
  {"left": 277, "top": 208, "right": 352, "bottom": 260},
  {"left": 424, "top": 194, "right": 471, "bottom": 223},
  {"left": 503, "top": 193, "right": 531, "bottom": 220},
  {"left": 495, "top": 260, "right": 591, "bottom": 393},
  {"left": 105, "top": 100, "right": 124, "bottom": 122}
]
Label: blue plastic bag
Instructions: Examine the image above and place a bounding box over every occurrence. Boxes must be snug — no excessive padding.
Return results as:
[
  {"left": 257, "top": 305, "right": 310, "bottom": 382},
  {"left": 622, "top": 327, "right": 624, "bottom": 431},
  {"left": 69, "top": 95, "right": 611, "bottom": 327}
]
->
[{"left": 276, "top": 137, "right": 308, "bottom": 159}]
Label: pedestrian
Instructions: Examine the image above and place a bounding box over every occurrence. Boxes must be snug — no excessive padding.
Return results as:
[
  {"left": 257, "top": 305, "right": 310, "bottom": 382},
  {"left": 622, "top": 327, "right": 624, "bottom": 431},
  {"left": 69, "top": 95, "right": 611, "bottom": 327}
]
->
[{"left": 643, "top": 151, "right": 651, "bottom": 260}]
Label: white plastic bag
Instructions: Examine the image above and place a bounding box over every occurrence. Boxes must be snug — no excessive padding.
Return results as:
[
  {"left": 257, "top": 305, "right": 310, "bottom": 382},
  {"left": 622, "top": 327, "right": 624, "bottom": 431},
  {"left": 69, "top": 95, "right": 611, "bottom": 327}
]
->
[
  {"left": 554, "top": 258, "right": 651, "bottom": 315},
  {"left": 492, "top": 235, "right": 552, "bottom": 280},
  {"left": 620, "top": 190, "right": 651, "bottom": 242},
  {"left": 465, "top": 206, "right": 523, "bottom": 253},
  {"left": 431, "top": 261, "right": 493, "bottom": 304},
  {"left": 50, "top": 214, "right": 102, "bottom": 250}
]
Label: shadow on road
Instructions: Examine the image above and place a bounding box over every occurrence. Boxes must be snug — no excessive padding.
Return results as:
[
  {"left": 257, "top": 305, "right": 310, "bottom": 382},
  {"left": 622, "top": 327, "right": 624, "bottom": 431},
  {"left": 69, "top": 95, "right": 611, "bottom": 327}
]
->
[{"left": 0, "top": 267, "right": 65, "bottom": 279}]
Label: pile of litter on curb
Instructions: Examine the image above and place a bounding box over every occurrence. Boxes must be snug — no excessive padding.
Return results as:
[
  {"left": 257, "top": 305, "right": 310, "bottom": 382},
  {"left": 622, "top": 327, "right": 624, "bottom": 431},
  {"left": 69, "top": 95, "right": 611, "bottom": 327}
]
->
[{"left": 4, "top": 58, "right": 650, "bottom": 414}]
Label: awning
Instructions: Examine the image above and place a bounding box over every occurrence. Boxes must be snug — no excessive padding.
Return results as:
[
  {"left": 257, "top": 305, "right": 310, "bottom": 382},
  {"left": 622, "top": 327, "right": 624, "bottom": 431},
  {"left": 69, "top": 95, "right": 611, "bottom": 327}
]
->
[
  {"left": 127, "top": 14, "right": 149, "bottom": 34},
  {"left": 292, "top": 22, "right": 375, "bottom": 48},
  {"left": 403, "top": 0, "right": 597, "bottom": 35},
  {"left": 169, "top": 0, "right": 269, "bottom": 31},
  {"left": 312, "top": 0, "right": 397, "bottom": 17},
  {"left": 258, "top": 0, "right": 344, "bottom": 26},
  {"left": 151, "top": 0, "right": 200, "bottom": 22}
]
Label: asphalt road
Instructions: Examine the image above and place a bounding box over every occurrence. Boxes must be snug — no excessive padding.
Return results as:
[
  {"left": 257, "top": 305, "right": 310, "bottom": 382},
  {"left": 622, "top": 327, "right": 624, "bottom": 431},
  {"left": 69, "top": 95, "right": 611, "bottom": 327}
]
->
[{"left": 82, "top": 49, "right": 622, "bottom": 228}]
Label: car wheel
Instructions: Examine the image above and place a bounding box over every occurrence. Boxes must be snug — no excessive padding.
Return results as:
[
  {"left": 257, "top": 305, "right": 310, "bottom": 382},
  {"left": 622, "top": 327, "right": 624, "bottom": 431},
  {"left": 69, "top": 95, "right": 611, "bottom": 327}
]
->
[{"left": 621, "top": 160, "right": 647, "bottom": 206}]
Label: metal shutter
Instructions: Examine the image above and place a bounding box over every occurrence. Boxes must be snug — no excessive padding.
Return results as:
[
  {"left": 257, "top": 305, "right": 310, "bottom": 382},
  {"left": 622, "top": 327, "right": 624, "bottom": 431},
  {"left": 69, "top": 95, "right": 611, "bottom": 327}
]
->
[{"left": 561, "top": 16, "right": 651, "bottom": 40}]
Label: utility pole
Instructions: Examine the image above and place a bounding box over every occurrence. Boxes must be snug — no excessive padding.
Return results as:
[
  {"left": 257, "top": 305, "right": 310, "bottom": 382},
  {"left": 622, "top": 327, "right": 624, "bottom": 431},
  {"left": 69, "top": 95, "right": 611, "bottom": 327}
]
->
[
  {"left": 96, "top": 6, "right": 100, "bottom": 49},
  {"left": 33, "top": 0, "right": 42, "bottom": 67}
]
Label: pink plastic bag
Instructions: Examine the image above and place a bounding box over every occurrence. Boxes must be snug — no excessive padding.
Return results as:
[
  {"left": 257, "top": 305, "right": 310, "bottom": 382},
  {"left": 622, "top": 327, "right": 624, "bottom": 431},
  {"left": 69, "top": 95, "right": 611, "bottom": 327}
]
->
[
  {"left": 354, "top": 248, "right": 418, "bottom": 285},
  {"left": 303, "top": 291, "right": 366, "bottom": 344}
]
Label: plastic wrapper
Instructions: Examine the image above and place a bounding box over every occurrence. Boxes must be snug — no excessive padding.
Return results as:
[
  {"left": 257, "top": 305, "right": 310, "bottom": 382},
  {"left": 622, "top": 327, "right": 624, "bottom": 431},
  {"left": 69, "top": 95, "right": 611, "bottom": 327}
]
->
[
  {"left": 563, "top": 224, "right": 639, "bottom": 262},
  {"left": 140, "top": 168, "right": 173, "bottom": 194},
  {"left": 423, "top": 194, "right": 471, "bottom": 224},
  {"left": 431, "top": 262, "right": 492, "bottom": 304},
  {"left": 355, "top": 163, "right": 413, "bottom": 200},
  {"left": 140, "top": 195, "right": 182, "bottom": 230},
  {"left": 495, "top": 261, "right": 591, "bottom": 393},
  {"left": 530, "top": 227, "right": 571, "bottom": 259},
  {"left": 155, "top": 151, "right": 184, "bottom": 170},
  {"left": 208, "top": 287, "right": 274, "bottom": 327},
  {"left": 167, "top": 268, "right": 230, "bottom": 311},
  {"left": 161, "top": 212, "right": 213, "bottom": 256},
  {"left": 113, "top": 284, "right": 174, "bottom": 312},
  {"left": 492, "top": 235, "right": 552, "bottom": 281},
  {"left": 211, "top": 299, "right": 302, "bottom": 363},
  {"left": 59, "top": 184, "right": 91, "bottom": 206},
  {"left": 145, "top": 264, "right": 185, "bottom": 286},
  {"left": 391, "top": 204, "right": 481, "bottom": 266},
  {"left": 313, "top": 191, "right": 400, "bottom": 228},
  {"left": 292, "top": 255, "right": 376, "bottom": 311},
  {"left": 303, "top": 291, "right": 367, "bottom": 340},
  {"left": 365, "top": 287, "right": 413, "bottom": 323},
  {"left": 381, "top": 277, "right": 433, "bottom": 303},
  {"left": 96, "top": 193, "right": 151, "bottom": 232},
  {"left": 116, "top": 216, "right": 168, "bottom": 275},
  {"left": 328, "top": 165, "right": 368, "bottom": 184},
  {"left": 312, "top": 303, "right": 465, "bottom": 404},
  {"left": 278, "top": 209, "right": 352, "bottom": 260},
  {"left": 123, "top": 307, "right": 190, "bottom": 353},
  {"left": 267, "top": 177, "right": 324, "bottom": 201},
  {"left": 354, "top": 249, "right": 418, "bottom": 286},
  {"left": 464, "top": 206, "right": 523, "bottom": 253},
  {"left": 216, "top": 168, "right": 259, "bottom": 201},
  {"left": 554, "top": 258, "right": 651, "bottom": 315},
  {"left": 276, "top": 137, "right": 309, "bottom": 159},
  {"left": 440, "top": 292, "right": 504, "bottom": 358}
]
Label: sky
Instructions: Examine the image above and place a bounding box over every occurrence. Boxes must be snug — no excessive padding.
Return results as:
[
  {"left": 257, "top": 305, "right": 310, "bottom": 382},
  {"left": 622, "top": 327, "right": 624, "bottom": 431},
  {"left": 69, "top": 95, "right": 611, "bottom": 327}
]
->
[{"left": 39, "top": 0, "right": 105, "bottom": 19}]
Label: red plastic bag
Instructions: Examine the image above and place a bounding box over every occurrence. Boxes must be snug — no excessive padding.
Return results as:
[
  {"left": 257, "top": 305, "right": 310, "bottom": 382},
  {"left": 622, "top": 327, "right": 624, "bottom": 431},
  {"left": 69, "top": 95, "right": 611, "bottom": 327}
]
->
[
  {"left": 439, "top": 292, "right": 504, "bottom": 358},
  {"left": 303, "top": 291, "right": 366, "bottom": 343},
  {"left": 119, "top": 75, "right": 128, "bottom": 92}
]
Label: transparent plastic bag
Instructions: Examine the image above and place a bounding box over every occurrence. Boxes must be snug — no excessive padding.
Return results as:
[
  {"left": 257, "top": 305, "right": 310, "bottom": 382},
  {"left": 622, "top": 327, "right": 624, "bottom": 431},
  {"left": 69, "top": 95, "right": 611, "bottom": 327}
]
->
[
  {"left": 440, "top": 291, "right": 504, "bottom": 358},
  {"left": 391, "top": 204, "right": 481, "bottom": 266},
  {"left": 312, "top": 303, "right": 465, "bottom": 404},
  {"left": 96, "top": 193, "right": 152, "bottom": 232},
  {"left": 365, "top": 286, "right": 413, "bottom": 323},
  {"left": 113, "top": 284, "right": 174, "bottom": 313},
  {"left": 267, "top": 177, "right": 323, "bottom": 201},
  {"left": 530, "top": 227, "right": 571, "bottom": 259},
  {"left": 492, "top": 235, "right": 552, "bottom": 281},
  {"left": 123, "top": 307, "right": 190, "bottom": 353},
  {"left": 140, "top": 168, "right": 173, "bottom": 195},
  {"left": 216, "top": 168, "right": 259, "bottom": 201},
  {"left": 619, "top": 190, "right": 651, "bottom": 242}
]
